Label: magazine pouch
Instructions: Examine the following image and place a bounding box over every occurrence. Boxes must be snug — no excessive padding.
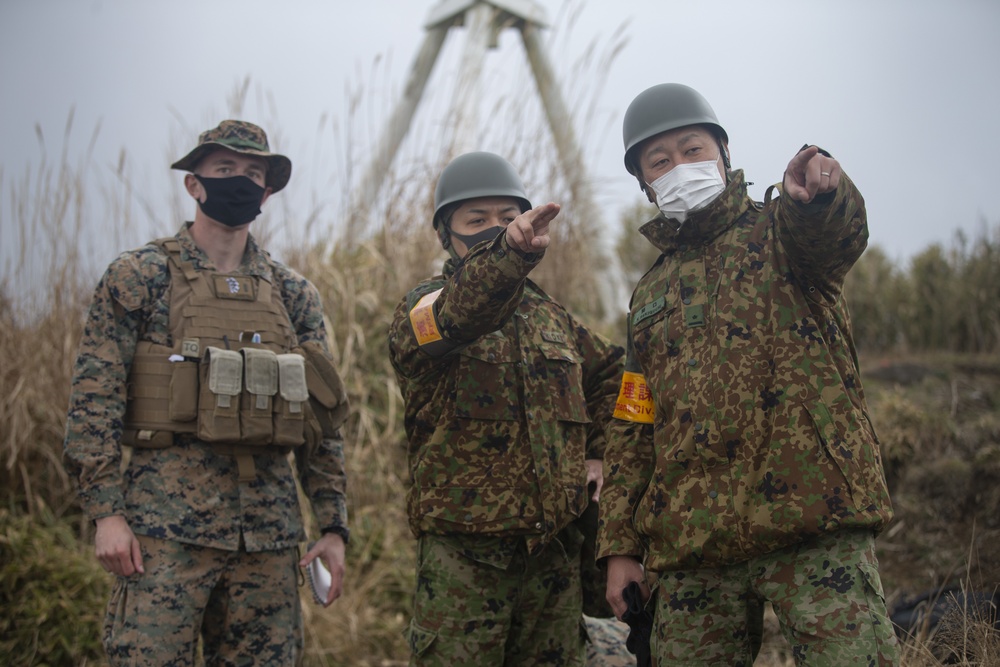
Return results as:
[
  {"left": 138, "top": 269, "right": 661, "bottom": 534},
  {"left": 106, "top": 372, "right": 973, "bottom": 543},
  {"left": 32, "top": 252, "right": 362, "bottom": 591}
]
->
[
  {"left": 274, "top": 352, "right": 309, "bottom": 446},
  {"left": 198, "top": 346, "right": 243, "bottom": 442},
  {"left": 241, "top": 347, "right": 277, "bottom": 445}
]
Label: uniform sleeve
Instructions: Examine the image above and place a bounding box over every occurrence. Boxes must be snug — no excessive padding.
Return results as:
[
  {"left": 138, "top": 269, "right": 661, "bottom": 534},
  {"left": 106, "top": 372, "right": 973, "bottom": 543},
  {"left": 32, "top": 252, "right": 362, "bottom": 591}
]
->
[
  {"left": 433, "top": 235, "right": 543, "bottom": 344},
  {"left": 63, "top": 254, "right": 148, "bottom": 521},
  {"left": 571, "top": 315, "right": 625, "bottom": 460},
  {"left": 388, "top": 233, "right": 542, "bottom": 382},
  {"left": 281, "top": 270, "right": 350, "bottom": 541},
  {"left": 297, "top": 431, "right": 349, "bottom": 541},
  {"left": 776, "top": 161, "right": 868, "bottom": 301},
  {"left": 596, "top": 324, "right": 655, "bottom": 561},
  {"left": 598, "top": 419, "right": 654, "bottom": 560}
]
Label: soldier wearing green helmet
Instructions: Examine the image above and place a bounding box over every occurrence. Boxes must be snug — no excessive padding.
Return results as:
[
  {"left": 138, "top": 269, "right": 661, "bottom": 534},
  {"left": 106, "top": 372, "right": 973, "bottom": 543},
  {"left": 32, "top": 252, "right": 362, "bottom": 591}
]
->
[
  {"left": 388, "top": 152, "right": 625, "bottom": 666},
  {"left": 598, "top": 84, "right": 900, "bottom": 665}
]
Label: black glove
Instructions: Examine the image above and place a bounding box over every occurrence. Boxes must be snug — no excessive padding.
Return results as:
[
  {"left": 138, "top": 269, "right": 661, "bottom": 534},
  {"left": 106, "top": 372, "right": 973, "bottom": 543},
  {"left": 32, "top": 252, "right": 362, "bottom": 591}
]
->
[{"left": 621, "top": 581, "right": 654, "bottom": 667}]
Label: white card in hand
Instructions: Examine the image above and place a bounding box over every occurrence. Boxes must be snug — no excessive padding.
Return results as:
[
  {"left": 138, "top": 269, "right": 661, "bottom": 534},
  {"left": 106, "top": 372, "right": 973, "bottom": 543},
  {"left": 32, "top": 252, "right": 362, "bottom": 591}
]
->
[{"left": 306, "top": 553, "right": 331, "bottom": 605}]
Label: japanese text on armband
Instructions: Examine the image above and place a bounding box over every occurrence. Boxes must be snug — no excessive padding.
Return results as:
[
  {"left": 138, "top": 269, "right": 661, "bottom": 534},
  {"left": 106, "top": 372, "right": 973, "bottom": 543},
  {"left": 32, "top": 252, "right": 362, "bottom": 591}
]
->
[
  {"left": 613, "top": 370, "right": 654, "bottom": 423},
  {"left": 409, "top": 288, "right": 444, "bottom": 347}
]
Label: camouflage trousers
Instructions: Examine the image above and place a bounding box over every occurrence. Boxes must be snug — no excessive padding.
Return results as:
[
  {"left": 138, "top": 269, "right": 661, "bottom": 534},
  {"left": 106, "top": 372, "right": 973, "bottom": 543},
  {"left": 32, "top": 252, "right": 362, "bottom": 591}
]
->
[
  {"left": 103, "top": 535, "right": 303, "bottom": 666},
  {"left": 407, "top": 532, "right": 586, "bottom": 666},
  {"left": 649, "top": 528, "right": 900, "bottom": 666},
  {"left": 583, "top": 616, "right": 633, "bottom": 667}
]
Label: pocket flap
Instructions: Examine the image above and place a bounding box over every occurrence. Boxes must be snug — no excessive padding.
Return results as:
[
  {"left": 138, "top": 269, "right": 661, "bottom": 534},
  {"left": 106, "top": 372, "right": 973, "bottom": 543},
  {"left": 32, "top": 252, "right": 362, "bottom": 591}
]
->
[
  {"left": 539, "top": 340, "right": 582, "bottom": 363},
  {"left": 405, "top": 618, "right": 437, "bottom": 658},
  {"left": 242, "top": 347, "right": 278, "bottom": 396},
  {"left": 206, "top": 347, "right": 243, "bottom": 396},
  {"left": 277, "top": 353, "right": 310, "bottom": 403}
]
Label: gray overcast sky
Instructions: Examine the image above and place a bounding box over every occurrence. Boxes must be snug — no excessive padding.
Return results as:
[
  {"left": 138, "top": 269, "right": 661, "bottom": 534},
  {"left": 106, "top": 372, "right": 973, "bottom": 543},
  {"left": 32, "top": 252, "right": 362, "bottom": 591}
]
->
[{"left": 2, "top": 0, "right": 999, "bottom": 272}]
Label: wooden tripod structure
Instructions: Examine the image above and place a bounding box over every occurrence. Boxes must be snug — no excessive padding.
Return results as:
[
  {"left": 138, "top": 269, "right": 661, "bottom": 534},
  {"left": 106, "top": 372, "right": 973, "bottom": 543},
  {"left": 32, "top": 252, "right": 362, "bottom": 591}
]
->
[{"left": 352, "top": 0, "right": 627, "bottom": 321}]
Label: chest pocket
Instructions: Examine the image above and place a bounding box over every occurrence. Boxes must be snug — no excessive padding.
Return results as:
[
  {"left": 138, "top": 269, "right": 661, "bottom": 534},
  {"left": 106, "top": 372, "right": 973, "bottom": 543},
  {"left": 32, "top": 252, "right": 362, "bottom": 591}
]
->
[
  {"left": 537, "top": 336, "right": 589, "bottom": 424},
  {"left": 455, "top": 332, "right": 519, "bottom": 421},
  {"left": 631, "top": 295, "right": 677, "bottom": 369}
]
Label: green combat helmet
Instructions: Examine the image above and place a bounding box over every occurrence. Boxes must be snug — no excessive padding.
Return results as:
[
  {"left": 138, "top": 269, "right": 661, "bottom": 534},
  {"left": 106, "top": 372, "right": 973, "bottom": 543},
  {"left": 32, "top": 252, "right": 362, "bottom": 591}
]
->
[
  {"left": 432, "top": 152, "right": 532, "bottom": 250},
  {"left": 622, "top": 83, "right": 729, "bottom": 189},
  {"left": 171, "top": 120, "right": 292, "bottom": 193}
]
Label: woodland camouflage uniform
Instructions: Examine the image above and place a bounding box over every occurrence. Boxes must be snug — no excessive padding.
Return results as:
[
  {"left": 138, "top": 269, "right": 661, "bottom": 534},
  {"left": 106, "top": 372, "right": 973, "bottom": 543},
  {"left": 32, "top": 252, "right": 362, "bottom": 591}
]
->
[
  {"left": 389, "top": 229, "right": 624, "bottom": 665},
  {"left": 599, "top": 167, "right": 899, "bottom": 664}
]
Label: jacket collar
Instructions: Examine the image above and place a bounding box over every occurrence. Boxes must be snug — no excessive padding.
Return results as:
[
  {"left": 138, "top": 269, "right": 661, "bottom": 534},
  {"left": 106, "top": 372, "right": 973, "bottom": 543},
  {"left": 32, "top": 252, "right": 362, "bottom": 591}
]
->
[
  {"left": 639, "top": 169, "right": 752, "bottom": 254},
  {"left": 176, "top": 222, "right": 272, "bottom": 279}
]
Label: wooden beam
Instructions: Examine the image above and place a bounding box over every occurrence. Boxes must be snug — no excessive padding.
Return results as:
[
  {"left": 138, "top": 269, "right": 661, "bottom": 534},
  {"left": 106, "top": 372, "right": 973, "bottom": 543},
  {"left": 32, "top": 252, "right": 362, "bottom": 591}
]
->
[
  {"left": 346, "top": 25, "right": 449, "bottom": 236},
  {"left": 520, "top": 21, "right": 629, "bottom": 321}
]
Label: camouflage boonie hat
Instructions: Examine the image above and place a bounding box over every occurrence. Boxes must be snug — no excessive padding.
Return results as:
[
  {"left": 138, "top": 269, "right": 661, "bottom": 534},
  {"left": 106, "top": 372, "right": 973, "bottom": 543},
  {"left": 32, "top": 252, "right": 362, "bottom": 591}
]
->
[{"left": 171, "top": 120, "right": 292, "bottom": 193}]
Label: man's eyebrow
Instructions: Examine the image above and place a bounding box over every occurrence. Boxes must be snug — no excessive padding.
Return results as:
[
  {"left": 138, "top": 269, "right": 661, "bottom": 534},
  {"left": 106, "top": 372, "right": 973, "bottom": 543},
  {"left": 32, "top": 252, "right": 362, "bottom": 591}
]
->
[
  {"left": 642, "top": 142, "right": 668, "bottom": 160},
  {"left": 677, "top": 132, "right": 705, "bottom": 147},
  {"left": 465, "top": 205, "right": 519, "bottom": 214}
]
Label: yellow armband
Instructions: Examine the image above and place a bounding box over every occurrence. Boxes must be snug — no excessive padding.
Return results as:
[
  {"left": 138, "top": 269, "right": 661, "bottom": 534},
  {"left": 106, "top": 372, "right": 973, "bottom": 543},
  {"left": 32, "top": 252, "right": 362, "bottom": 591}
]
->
[
  {"left": 409, "top": 288, "right": 444, "bottom": 346},
  {"left": 613, "top": 370, "right": 655, "bottom": 423}
]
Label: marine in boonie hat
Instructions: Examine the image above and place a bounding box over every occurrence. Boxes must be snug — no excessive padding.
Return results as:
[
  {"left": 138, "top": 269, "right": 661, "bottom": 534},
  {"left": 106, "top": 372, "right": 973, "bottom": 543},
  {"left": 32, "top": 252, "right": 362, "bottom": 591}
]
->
[{"left": 171, "top": 120, "right": 292, "bottom": 193}]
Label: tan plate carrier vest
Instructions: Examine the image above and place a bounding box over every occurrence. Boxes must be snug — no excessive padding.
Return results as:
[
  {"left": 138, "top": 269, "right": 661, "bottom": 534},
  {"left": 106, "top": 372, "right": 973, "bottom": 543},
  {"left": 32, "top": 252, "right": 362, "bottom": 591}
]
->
[{"left": 122, "top": 238, "right": 347, "bottom": 480}]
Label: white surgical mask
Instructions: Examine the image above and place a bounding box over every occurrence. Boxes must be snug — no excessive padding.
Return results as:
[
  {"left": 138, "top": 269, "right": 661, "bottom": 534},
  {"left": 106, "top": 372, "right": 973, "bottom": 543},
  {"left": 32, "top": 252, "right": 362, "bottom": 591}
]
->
[{"left": 647, "top": 157, "right": 725, "bottom": 224}]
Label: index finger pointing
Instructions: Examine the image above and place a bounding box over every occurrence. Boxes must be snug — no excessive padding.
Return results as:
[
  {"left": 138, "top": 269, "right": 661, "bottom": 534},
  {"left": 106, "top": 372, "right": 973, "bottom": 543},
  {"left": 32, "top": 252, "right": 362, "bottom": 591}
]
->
[{"left": 788, "top": 145, "right": 819, "bottom": 172}]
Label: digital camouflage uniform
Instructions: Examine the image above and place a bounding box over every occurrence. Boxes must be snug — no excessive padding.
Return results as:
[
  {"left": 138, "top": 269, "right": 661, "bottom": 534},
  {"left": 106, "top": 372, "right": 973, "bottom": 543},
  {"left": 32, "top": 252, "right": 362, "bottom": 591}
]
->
[
  {"left": 64, "top": 223, "right": 349, "bottom": 665},
  {"left": 598, "top": 170, "right": 899, "bottom": 665},
  {"left": 388, "top": 232, "right": 624, "bottom": 666},
  {"left": 583, "top": 616, "right": 633, "bottom": 667}
]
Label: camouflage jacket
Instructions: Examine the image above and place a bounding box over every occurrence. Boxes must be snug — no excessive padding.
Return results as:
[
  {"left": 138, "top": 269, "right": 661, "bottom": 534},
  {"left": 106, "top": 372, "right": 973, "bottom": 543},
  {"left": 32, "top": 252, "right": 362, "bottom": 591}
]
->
[
  {"left": 388, "top": 233, "right": 623, "bottom": 555},
  {"left": 63, "top": 223, "right": 348, "bottom": 552},
  {"left": 597, "top": 169, "right": 893, "bottom": 572}
]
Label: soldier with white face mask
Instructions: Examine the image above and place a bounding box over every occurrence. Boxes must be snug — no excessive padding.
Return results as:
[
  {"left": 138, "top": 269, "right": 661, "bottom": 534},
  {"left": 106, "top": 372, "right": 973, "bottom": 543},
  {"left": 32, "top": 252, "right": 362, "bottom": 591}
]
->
[{"left": 598, "top": 83, "right": 900, "bottom": 666}]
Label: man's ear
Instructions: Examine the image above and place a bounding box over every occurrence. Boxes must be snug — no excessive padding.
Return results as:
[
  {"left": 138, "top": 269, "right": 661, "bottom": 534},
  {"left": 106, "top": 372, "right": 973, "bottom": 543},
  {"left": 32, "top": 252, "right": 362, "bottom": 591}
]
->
[
  {"left": 260, "top": 187, "right": 273, "bottom": 207},
  {"left": 184, "top": 173, "right": 203, "bottom": 201}
]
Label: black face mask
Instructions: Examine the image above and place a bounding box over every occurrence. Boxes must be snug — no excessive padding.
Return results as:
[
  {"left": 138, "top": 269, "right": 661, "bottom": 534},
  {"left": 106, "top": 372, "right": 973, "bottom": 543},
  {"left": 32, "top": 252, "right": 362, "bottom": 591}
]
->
[
  {"left": 194, "top": 175, "right": 266, "bottom": 227},
  {"left": 450, "top": 225, "right": 504, "bottom": 252}
]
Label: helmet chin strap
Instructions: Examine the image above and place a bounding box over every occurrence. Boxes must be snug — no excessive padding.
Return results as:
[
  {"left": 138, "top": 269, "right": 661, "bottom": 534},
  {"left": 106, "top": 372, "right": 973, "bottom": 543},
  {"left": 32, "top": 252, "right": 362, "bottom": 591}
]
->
[
  {"left": 437, "top": 215, "right": 463, "bottom": 261},
  {"left": 445, "top": 244, "right": 462, "bottom": 262}
]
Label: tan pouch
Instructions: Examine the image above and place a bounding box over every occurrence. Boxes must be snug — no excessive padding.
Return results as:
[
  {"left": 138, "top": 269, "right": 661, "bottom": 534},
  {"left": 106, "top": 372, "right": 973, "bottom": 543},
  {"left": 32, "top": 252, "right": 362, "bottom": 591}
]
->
[
  {"left": 299, "top": 341, "right": 350, "bottom": 437},
  {"left": 241, "top": 347, "right": 277, "bottom": 445},
  {"left": 198, "top": 347, "right": 243, "bottom": 442},
  {"left": 168, "top": 360, "right": 199, "bottom": 422},
  {"left": 274, "top": 353, "right": 308, "bottom": 446}
]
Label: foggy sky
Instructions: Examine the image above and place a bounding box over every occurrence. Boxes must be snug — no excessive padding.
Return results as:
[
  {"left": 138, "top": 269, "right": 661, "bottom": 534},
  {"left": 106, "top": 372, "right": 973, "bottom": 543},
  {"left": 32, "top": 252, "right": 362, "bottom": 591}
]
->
[{"left": 2, "top": 0, "right": 999, "bottom": 274}]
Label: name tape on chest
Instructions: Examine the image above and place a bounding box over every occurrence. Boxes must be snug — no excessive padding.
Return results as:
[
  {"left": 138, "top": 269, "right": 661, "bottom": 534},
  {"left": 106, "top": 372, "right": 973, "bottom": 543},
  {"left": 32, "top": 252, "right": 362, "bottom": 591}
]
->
[
  {"left": 212, "top": 274, "right": 256, "bottom": 301},
  {"left": 409, "top": 288, "right": 444, "bottom": 346},
  {"left": 613, "top": 370, "right": 655, "bottom": 423}
]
